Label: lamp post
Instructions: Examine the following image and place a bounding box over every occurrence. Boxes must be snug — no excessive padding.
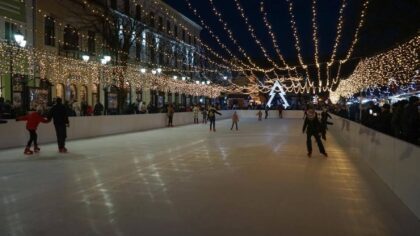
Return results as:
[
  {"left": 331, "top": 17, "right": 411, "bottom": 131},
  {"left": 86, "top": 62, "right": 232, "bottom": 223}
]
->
[
  {"left": 100, "top": 56, "right": 109, "bottom": 115},
  {"left": 9, "top": 33, "right": 27, "bottom": 106}
]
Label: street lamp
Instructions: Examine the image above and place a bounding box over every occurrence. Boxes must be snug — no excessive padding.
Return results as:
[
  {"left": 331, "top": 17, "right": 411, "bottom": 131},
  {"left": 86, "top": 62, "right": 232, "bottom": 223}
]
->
[
  {"left": 173, "top": 76, "right": 178, "bottom": 80},
  {"left": 157, "top": 68, "right": 162, "bottom": 74},
  {"left": 140, "top": 68, "right": 146, "bottom": 74},
  {"left": 182, "top": 76, "right": 186, "bottom": 81},
  {"left": 151, "top": 70, "right": 157, "bottom": 75},
  {"left": 196, "top": 81, "right": 200, "bottom": 84},
  {"left": 9, "top": 33, "right": 27, "bottom": 106},
  {"left": 223, "top": 76, "right": 228, "bottom": 80},
  {"left": 82, "top": 55, "right": 90, "bottom": 62}
]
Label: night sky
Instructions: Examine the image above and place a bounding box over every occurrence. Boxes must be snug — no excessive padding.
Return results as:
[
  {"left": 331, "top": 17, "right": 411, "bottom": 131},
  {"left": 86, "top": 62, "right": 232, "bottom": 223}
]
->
[{"left": 163, "top": 0, "right": 419, "bottom": 71}]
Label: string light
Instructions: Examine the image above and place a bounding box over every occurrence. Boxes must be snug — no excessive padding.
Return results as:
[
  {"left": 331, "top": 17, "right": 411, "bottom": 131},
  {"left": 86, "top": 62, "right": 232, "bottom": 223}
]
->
[{"left": 330, "top": 35, "right": 419, "bottom": 103}]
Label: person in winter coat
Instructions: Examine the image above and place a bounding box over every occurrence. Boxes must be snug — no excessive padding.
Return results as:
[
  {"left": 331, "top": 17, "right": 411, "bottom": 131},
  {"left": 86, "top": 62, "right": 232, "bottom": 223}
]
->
[
  {"left": 401, "top": 96, "right": 420, "bottom": 144},
  {"left": 208, "top": 105, "right": 222, "bottom": 132},
  {"left": 16, "top": 108, "right": 49, "bottom": 155},
  {"left": 193, "top": 105, "right": 200, "bottom": 124},
  {"left": 48, "top": 98, "right": 70, "bottom": 153},
  {"left": 202, "top": 107, "right": 208, "bottom": 124},
  {"left": 167, "top": 104, "right": 175, "bottom": 127},
  {"left": 231, "top": 111, "right": 239, "bottom": 131},
  {"left": 302, "top": 109, "right": 327, "bottom": 158},
  {"left": 94, "top": 102, "right": 104, "bottom": 116}
]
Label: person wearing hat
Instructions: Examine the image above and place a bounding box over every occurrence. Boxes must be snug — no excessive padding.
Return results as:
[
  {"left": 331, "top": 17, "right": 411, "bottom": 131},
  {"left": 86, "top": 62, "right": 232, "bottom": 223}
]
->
[{"left": 302, "top": 108, "right": 328, "bottom": 157}]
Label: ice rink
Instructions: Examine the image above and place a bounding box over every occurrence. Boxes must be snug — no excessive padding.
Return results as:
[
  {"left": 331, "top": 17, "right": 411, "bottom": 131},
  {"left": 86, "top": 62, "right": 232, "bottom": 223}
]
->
[{"left": 1, "top": 118, "right": 419, "bottom": 236}]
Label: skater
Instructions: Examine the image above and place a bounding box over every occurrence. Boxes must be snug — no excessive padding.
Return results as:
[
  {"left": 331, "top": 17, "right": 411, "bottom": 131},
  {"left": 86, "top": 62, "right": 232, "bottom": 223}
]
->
[
  {"left": 193, "top": 105, "right": 200, "bottom": 124},
  {"left": 302, "top": 108, "right": 328, "bottom": 158},
  {"left": 208, "top": 105, "right": 222, "bottom": 132},
  {"left": 167, "top": 104, "right": 175, "bottom": 127},
  {"left": 202, "top": 107, "right": 208, "bottom": 124},
  {"left": 16, "top": 107, "right": 49, "bottom": 155},
  {"left": 231, "top": 111, "right": 239, "bottom": 131},
  {"left": 257, "top": 110, "right": 263, "bottom": 121},
  {"left": 265, "top": 106, "right": 269, "bottom": 119},
  {"left": 278, "top": 105, "right": 283, "bottom": 119},
  {"left": 320, "top": 107, "right": 333, "bottom": 140},
  {"left": 48, "top": 98, "right": 70, "bottom": 153}
]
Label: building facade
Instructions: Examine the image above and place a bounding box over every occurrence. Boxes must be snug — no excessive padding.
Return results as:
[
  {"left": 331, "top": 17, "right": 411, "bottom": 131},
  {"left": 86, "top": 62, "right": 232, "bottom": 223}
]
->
[{"left": 0, "top": 0, "right": 224, "bottom": 115}]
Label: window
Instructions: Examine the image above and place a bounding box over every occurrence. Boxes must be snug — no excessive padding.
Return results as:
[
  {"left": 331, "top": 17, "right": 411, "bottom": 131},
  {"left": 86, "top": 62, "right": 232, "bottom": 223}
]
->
[
  {"left": 166, "top": 20, "right": 171, "bottom": 34},
  {"left": 110, "top": 0, "right": 117, "bottom": 9},
  {"left": 158, "top": 16, "right": 163, "bottom": 31},
  {"left": 135, "top": 5, "right": 141, "bottom": 21},
  {"left": 174, "top": 25, "right": 178, "bottom": 38},
  {"left": 188, "top": 35, "right": 191, "bottom": 45},
  {"left": 55, "top": 84, "right": 64, "bottom": 99},
  {"left": 149, "top": 12, "right": 155, "bottom": 28},
  {"left": 88, "top": 31, "right": 95, "bottom": 53},
  {"left": 182, "top": 29, "right": 186, "bottom": 42},
  {"left": 5, "top": 22, "right": 18, "bottom": 43},
  {"left": 193, "top": 37, "right": 197, "bottom": 46},
  {"left": 124, "top": 0, "right": 130, "bottom": 14},
  {"left": 63, "top": 25, "right": 79, "bottom": 50},
  {"left": 44, "top": 16, "right": 55, "bottom": 46},
  {"left": 136, "top": 41, "right": 141, "bottom": 60}
]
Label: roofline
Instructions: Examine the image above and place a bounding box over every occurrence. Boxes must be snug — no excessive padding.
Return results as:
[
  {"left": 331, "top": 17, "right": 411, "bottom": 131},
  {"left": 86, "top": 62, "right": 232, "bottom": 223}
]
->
[{"left": 159, "top": 0, "right": 202, "bottom": 31}]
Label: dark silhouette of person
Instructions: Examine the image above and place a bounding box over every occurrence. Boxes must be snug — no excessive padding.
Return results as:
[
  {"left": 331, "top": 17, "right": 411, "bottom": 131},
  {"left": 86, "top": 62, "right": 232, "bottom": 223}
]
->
[
  {"left": 48, "top": 97, "right": 69, "bottom": 153},
  {"left": 303, "top": 108, "right": 327, "bottom": 158}
]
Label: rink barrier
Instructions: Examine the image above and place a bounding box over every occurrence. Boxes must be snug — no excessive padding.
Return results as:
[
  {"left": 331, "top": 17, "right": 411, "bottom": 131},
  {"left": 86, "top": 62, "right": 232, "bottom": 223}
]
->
[
  {"left": 329, "top": 115, "right": 420, "bottom": 220},
  {"left": 0, "top": 110, "right": 305, "bottom": 150}
]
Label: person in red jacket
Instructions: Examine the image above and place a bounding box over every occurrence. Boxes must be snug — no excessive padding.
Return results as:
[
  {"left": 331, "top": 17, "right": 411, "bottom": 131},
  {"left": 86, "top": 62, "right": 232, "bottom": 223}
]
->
[{"left": 17, "top": 109, "right": 49, "bottom": 155}]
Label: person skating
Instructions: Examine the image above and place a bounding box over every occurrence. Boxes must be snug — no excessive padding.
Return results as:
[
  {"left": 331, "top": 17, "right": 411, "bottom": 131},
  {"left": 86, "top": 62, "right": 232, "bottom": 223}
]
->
[
  {"left": 193, "top": 105, "right": 200, "bottom": 124},
  {"left": 167, "top": 104, "right": 175, "bottom": 127},
  {"left": 320, "top": 107, "right": 333, "bottom": 140},
  {"left": 265, "top": 106, "right": 269, "bottom": 119},
  {"left": 208, "top": 105, "right": 222, "bottom": 132},
  {"left": 278, "top": 105, "right": 283, "bottom": 119},
  {"left": 257, "top": 110, "right": 263, "bottom": 121},
  {"left": 302, "top": 108, "right": 327, "bottom": 158},
  {"left": 48, "top": 98, "right": 70, "bottom": 153},
  {"left": 231, "top": 111, "right": 239, "bottom": 131},
  {"left": 16, "top": 108, "right": 49, "bottom": 155},
  {"left": 202, "top": 107, "right": 208, "bottom": 124}
]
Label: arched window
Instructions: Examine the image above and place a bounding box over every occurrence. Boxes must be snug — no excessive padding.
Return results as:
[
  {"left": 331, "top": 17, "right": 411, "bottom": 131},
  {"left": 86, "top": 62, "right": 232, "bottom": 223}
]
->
[
  {"left": 80, "top": 85, "right": 88, "bottom": 102},
  {"left": 55, "top": 84, "right": 65, "bottom": 99},
  {"left": 69, "top": 84, "right": 77, "bottom": 102},
  {"left": 92, "top": 84, "right": 98, "bottom": 105}
]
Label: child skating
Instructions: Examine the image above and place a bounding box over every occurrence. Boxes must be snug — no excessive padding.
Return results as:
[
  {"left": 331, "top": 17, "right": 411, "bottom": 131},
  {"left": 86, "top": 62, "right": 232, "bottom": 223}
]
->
[
  {"left": 231, "top": 111, "right": 239, "bottom": 131},
  {"left": 257, "top": 110, "right": 263, "bottom": 121},
  {"left": 16, "top": 108, "right": 50, "bottom": 155},
  {"left": 202, "top": 107, "right": 208, "bottom": 124}
]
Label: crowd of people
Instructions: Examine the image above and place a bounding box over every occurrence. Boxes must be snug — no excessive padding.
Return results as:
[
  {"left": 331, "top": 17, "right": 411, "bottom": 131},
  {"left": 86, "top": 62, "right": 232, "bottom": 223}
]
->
[{"left": 332, "top": 96, "right": 419, "bottom": 145}]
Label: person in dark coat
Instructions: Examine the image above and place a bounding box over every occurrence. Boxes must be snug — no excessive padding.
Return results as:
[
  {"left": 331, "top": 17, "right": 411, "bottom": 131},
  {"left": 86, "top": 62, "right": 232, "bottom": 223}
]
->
[
  {"left": 401, "top": 96, "right": 420, "bottom": 144},
  {"left": 94, "top": 101, "right": 104, "bottom": 116},
  {"left": 208, "top": 105, "right": 222, "bottom": 132},
  {"left": 264, "top": 106, "right": 269, "bottom": 119},
  {"left": 377, "top": 104, "right": 393, "bottom": 135},
  {"left": 303, "top": 108, "right": 327, "bottom": 157},
  {"left": 48, "top": 98, "right": 70, "bottom": 153}
]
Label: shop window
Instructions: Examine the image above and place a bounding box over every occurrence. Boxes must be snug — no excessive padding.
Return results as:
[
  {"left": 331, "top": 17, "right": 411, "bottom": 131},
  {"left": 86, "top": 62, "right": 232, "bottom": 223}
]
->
[
  {"left": 80, "top": 85, "right": 87, "bottom": 102},
  {"left": 56, "top": 84, "right": 65, "bottom": 99},
  {"left": 88, "top": 31, "right": 95, "bottom": 53},
  {"left": 92, "top": 84, "right": 98, "bottom": 105},
  {"left": 69, "top": 84, "right": 77, "bottom": 102}
]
